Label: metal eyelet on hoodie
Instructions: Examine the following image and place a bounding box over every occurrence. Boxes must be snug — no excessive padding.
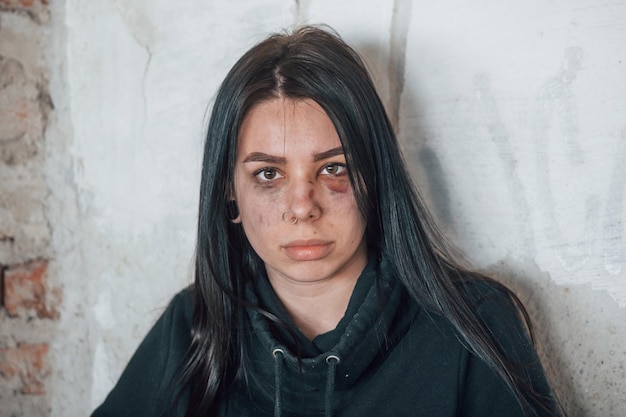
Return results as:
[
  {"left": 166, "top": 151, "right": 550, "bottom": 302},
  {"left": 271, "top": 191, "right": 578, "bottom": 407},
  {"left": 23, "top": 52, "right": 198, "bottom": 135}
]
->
[
  {"left": 272, "top": 348, "right": 285, "bottom": 417},
  {"left": 271, "top": 350, "right": 341, "bottom": 417},
  {"left": 325, "top": 355, "right": 341, "bottom": 417}
]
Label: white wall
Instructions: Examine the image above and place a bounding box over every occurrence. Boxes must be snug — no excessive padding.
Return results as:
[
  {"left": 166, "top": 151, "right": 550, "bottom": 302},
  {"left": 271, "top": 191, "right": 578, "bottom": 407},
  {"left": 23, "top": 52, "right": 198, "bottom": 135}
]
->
[{"left": 45, "top": 1, "right": 625, "bottom": 415}]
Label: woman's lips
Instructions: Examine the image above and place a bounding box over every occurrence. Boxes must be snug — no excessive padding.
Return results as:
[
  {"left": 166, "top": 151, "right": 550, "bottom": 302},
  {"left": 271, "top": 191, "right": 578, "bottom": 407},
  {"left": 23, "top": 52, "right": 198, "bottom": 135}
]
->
[{"left": 282, "top": 240, "right": 334, "bottom": 261}]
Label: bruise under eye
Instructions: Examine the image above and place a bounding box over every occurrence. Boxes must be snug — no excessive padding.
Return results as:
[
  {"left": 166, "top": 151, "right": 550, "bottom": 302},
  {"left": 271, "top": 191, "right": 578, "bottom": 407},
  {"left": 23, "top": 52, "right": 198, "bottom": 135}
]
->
[{"left": 320, "top": 174, "right": 350, "bottom": 193}]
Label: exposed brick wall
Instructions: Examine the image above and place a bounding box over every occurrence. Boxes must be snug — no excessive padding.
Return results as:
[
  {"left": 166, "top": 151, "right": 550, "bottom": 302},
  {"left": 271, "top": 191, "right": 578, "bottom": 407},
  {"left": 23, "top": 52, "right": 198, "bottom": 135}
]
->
[
  {"left": 0, "top": 343, "right": 49, "bottom": 395},
  {"left": 2, "top": 259, "right": 60, "bottom": 319},
  {"left": 0, "top": 0, "right": 49, "bottom": 23},
  {"left": 0, "top": 56, "right": 52, "bottom": 166},
  {"left": 0, "top": 0, "right": 48, "bottom": 5},
  {"left": 0, "top": 55, "right": 53, "bottom": 264},
  {"left": 0, "top": 0, "right": 56, "bottom": 408}
]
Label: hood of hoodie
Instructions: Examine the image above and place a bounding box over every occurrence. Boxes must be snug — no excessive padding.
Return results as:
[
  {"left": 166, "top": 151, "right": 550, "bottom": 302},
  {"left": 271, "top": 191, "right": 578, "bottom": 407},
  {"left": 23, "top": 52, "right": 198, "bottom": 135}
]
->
[{"left": 241, "top": 257, "right": 420, "bottom": 415}]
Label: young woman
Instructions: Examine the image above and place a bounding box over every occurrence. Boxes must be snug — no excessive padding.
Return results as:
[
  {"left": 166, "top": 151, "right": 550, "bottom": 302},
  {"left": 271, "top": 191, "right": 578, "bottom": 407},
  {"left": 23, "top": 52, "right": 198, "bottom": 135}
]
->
[{"left": 92, "top": 26, "right": 563, "bottom": 417}]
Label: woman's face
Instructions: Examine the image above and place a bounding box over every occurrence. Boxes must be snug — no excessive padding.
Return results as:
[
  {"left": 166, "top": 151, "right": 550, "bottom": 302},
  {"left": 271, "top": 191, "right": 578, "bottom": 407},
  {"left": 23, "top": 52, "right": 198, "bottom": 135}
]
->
[{"left": 233, "top": 98, "right": 368, "bottom": 288}]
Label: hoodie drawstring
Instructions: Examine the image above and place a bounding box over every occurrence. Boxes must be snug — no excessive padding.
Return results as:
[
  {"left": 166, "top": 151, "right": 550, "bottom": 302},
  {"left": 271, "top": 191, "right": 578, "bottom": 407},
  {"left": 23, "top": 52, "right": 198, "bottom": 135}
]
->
[
  {"left": 271, "top": 350, "right": 340, "bottom": 417},
  {"left": 272, "top": 348, "right": 285, "bottom": 417},
  {"left": 325, "top": 355, "right": 340, "bottom": 417}
]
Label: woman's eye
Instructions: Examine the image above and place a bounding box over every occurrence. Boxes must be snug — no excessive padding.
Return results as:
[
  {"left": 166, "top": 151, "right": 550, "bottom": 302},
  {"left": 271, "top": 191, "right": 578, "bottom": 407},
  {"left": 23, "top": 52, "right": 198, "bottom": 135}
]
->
[
  {"left": 321, "top": 163, "right": 347, "bottom": 176},
  {"left": 255, "top": 168, "right": 283, "bottom": 182}
]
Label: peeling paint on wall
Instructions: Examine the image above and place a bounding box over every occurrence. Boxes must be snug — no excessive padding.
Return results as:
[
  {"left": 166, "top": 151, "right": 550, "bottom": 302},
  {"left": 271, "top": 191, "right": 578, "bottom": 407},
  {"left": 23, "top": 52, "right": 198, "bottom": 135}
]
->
[
  {"left": 533, "top": 47, "right": 600, "bottom": 273},
  {"left": 387, "top": 0, "right": 412, "bottom": 132},
  {"left": 603, "top": 128, "right": 626, "bottom": 276},
  {"left": 473, "top": 74, "right": 535, "bottom": 257}
]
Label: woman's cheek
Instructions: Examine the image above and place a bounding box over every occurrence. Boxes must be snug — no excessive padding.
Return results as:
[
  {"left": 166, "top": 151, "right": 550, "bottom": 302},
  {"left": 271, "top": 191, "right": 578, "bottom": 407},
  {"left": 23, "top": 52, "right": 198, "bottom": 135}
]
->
[{"left": 245, "top": 190, "right": 282, "bottom": 227}]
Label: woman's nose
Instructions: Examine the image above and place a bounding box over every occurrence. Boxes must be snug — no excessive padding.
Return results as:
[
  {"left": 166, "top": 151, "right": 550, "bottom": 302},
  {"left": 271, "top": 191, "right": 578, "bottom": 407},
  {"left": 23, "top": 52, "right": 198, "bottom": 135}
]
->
[{"left": 285, "top": 179, "right": 322, "bottom": 223}]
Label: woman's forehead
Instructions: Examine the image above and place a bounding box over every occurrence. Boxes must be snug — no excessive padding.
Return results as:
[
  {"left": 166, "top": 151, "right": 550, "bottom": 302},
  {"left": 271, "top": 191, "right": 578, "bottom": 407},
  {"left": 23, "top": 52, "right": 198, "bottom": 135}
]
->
[{"left": 237, "top": 98, "right": 343, "bottom": 158}]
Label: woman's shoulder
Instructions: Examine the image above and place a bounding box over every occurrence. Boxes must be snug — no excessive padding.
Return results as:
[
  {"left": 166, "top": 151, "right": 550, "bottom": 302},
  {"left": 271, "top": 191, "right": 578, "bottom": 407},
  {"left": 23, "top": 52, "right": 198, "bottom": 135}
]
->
[
  {"left": 162, "top": 285, "right": 194, "bottom": 331},
  {"left": 456, "top": 273, "right": 536, "bottom": 356},
  {"left": 170, "top": 285, "right": 194, "bottom": 309},
  {"left": 458, "top": 273, "right": 521, "bottom": 314}
]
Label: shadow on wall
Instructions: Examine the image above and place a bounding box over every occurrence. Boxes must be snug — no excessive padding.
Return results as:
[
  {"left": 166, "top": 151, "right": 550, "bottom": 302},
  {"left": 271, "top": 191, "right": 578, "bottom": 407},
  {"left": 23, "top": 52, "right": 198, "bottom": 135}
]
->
[
  {"left": 403, "top": 60, "right": 608, "bottom": 417},
  {"left": 352, "top": 37, "right": 593, "bottom": 417},
  {"left": 401, "top": 84, "right": 586, "bottom": 417}
]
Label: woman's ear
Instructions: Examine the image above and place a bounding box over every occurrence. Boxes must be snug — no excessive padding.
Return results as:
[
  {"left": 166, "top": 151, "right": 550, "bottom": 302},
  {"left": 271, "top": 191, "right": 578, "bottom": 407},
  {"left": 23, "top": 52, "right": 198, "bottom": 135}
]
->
[{"left": 226, "top": 200, "right": 241, "bottom": 223}]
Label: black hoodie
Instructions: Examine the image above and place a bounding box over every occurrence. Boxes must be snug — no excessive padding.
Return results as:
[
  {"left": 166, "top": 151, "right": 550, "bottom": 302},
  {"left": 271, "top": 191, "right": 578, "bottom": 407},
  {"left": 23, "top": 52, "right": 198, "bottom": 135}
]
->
[{"left": 92, "top": 258, "right": 557, "bottom": 416}]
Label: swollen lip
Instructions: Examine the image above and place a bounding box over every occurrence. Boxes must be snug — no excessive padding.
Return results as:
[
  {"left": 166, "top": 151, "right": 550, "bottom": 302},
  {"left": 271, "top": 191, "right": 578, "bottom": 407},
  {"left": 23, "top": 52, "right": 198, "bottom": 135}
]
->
[{"left": 282, "top": 241, "right": 333, "bottom": 261}]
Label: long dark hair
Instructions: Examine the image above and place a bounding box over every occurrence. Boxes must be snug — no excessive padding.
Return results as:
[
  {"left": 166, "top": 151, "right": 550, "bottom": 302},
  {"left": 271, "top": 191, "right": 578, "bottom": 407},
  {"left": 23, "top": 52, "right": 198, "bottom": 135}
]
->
[{"left": 175, "top": 25, "right": 562, "bottom": 416}]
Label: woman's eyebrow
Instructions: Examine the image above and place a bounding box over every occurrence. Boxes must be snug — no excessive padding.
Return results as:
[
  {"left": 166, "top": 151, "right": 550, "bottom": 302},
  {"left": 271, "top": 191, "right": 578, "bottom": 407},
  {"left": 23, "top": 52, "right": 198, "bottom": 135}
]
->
[
  {"left": 242, "top": 147, "right": 344, "bottom": 164},
  {"left": 242, "top": 152, "right": 286, "bottom": 164},
  {"left": 313, "top": 146, "right": 344, "bottom": 162}
]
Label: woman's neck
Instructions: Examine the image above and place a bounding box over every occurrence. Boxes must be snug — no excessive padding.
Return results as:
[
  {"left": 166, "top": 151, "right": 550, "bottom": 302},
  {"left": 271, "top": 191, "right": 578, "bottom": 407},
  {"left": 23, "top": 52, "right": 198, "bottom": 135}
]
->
[{"left": 268, "top": 271, "right": 361, "bottom": 340}]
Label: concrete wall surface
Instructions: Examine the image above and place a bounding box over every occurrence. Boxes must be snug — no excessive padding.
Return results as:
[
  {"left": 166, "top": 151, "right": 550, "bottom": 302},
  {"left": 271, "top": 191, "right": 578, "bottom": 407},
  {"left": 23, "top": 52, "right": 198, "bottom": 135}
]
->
[{"left": 0, "top": 0, "right": 624, "bottom": 416}]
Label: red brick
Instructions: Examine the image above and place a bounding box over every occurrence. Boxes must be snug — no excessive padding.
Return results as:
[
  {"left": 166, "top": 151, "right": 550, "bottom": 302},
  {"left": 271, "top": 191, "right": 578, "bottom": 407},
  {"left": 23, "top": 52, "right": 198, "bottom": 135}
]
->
[
  {"left": 0, "top": 266, "right": 4, "bottom": 312},
  {"left": 0, "top": 0, "right": 49, "bottom": 23},
  {"left": 0, "top": 0, "right": 48, "bottom": 9},
  {"left": 3, "top": 259, "right": 59, "bottom": 319},
  {"left": 0, "top": 343, "right": 49, "bottom": 395}
]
